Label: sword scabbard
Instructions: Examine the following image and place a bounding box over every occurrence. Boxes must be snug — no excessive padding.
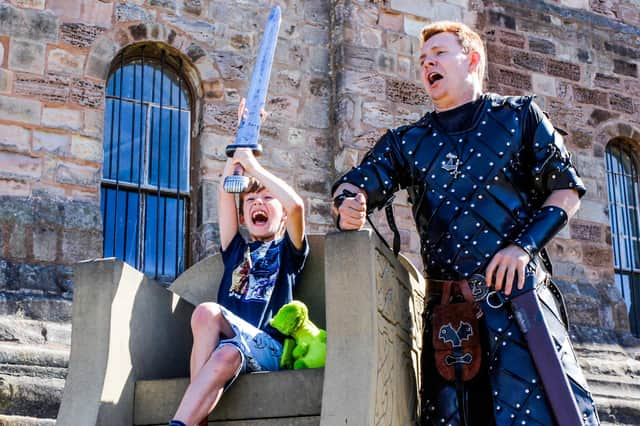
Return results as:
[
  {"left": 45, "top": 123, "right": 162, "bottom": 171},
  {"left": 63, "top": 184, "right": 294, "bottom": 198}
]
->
[{"left": 511, "top": 289, "right": 583, "bottom": 426}]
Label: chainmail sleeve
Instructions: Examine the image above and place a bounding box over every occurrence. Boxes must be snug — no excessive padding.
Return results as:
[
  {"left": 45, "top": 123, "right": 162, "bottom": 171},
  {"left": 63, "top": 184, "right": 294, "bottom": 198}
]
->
[
  {"left": 527, "top": 101, "right": 587, "bottom": 200},
  {"left": 332, "top": 129, "right": 410, "bottom": 212}
]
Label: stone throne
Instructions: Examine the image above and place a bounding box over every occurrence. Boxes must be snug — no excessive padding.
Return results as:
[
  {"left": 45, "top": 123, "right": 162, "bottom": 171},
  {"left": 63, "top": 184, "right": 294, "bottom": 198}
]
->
[{"left": 57, "top": 230, "right": 425, "bottom": 426}]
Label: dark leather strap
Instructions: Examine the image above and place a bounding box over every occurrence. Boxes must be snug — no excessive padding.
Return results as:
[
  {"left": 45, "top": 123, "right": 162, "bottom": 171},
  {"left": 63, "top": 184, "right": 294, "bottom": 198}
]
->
[{"left": 385, "top": 202, "right": 401, "bottom": 256}]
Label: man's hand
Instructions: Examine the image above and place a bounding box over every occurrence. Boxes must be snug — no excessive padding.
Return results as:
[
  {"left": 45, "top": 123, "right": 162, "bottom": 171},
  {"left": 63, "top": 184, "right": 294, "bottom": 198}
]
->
[
  {"left": 484, "top": 244, "right": 531, "bottom": 296},
  {"left": 332, "top": 184, "right": 367, "bottom": 231}
]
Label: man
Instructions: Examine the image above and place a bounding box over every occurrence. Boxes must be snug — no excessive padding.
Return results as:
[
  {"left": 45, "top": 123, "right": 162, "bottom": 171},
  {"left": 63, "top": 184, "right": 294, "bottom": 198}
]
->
[{"left": 332, "top": 21, "right": 599, "bottom": 425}]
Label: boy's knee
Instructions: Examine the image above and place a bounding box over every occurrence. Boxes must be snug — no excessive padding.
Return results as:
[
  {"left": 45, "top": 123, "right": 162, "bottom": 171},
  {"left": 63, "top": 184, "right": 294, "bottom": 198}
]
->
[
  {"left": 213, "top": 345, "right": 242, "bottom": 371},
  {"left": 191, "top": 302, "right": 223, "bottom": 332}
]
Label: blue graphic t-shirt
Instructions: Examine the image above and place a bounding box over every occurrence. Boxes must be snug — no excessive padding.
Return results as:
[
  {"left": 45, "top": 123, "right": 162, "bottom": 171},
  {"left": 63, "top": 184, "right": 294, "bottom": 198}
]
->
[{"left": 218, "top": 231, "right": 309, "bottom": 340}]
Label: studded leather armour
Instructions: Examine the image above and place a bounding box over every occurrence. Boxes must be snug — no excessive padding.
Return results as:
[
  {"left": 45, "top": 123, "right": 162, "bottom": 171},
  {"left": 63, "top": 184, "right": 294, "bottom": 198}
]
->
[
  {"left": 335, "top": 94, "right": 585, "bottom": 281},
  {"left": 335, "top": 94, "right": 599, "bottom": 425}
]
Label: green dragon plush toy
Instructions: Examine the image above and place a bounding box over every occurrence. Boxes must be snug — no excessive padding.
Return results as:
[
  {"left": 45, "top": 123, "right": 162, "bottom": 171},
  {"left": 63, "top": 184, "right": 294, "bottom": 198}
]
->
[{"left": 270, "top": 300, "right": 326, "bottom": 369}]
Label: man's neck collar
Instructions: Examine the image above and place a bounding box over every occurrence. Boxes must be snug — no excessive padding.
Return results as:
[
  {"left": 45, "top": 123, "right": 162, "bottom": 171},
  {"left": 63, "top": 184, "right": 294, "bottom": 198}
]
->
[{"left": 433, "top": 88, "right": 483, "bottom": 113}]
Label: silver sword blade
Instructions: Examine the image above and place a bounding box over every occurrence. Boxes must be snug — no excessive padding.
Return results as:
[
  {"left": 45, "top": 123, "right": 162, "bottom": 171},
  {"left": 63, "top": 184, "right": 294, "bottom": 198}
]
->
[
  {"left": 223, "top": 6, "right": 281, "bottom": 193},
  {"left": 234, "top": 5, "right": 281, "bottom": 148}
]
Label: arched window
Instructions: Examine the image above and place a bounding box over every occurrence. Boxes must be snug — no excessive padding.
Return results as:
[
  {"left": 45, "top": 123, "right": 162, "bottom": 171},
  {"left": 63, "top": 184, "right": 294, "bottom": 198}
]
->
[
  {"left": 101, "top": 46, "right": 191, "bottom": 284},
  {"left": 605, "top": 140, "right": 640, "bottom": 335}
]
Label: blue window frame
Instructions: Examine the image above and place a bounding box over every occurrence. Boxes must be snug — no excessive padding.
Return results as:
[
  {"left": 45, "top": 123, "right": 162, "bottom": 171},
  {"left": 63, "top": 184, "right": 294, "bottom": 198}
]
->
[
  {"left": 605, "top": 140, "right": 640, "bottom": 336},
  {"left": 101, "top": 49, "right": 191, "bottom": 283}
]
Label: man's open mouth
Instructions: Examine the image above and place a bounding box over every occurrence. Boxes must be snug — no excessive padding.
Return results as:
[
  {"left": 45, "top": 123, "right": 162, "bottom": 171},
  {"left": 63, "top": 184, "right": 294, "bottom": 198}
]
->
[
  {"left": 251, "top": 210, "right": 269, "bottom": 225},
  {"left": 428, "top": 72, "right": 444, "bottom": 85}
]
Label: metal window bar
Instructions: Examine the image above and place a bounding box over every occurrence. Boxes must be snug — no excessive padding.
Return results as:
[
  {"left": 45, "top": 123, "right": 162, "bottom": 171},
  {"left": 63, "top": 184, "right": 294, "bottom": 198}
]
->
[
  {"left": 101, "top": 49, "right": 191, "bottom": 284},
  {"left": 136, "top": 47, "right": 145, "bottom": 269},
  {"left": 176, "top": 56, "right": 184, "bottom": 277},
  {"left": 113, "top": 52, "right": 125, "bottom": 256},
  {"left": 605, "top": 142, "right": 640, "bottom": 335},
  {"left": 155, "top": 51, "right": 164, "bottom": 279}
]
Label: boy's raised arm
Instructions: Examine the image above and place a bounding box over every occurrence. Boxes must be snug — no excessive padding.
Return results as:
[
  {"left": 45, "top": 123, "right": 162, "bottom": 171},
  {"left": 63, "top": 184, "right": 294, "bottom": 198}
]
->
[
  {"left": 218, "top": 158, "right": 240, "bottom": 251},
  {"left": 232, "top": 148, "right": 305, "bottom": 250}
]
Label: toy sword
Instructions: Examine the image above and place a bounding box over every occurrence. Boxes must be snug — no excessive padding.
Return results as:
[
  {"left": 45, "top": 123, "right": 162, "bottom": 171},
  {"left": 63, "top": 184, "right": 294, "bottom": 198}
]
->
[{"left": 223, "top": 6, "right": 281, "bottom": 193}]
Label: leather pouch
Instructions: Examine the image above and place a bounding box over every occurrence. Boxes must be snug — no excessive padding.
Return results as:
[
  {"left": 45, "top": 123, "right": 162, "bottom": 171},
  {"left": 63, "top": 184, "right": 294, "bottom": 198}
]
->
[{"left": 432, "top": 281, "right": 482, "bottom": 382}]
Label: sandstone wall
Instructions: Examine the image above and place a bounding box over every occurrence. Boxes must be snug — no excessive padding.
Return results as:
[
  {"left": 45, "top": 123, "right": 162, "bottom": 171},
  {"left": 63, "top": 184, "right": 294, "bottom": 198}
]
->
[{"left": 0, "top": 0, "right": 638, "bottom": 335}]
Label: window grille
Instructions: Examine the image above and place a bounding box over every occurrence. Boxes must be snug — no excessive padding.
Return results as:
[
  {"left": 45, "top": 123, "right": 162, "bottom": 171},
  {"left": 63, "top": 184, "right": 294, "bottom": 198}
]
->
[
  {"left": 101, "top": 48, "right": 191, "bottom": 284},
  {"left": 605, "top": 141, "right": 640, "bottom": 335}
]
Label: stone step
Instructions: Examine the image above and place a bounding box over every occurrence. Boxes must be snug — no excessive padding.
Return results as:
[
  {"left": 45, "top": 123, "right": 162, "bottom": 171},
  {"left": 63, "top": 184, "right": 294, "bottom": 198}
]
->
[
  {"left": 0, "top": 316, "right": 70, "bottom": 347},
  {"left": 0, "top": 342, "right": 68, "bottom": 368},
  {"left": 0, "top": 414, "right": 55, "bottom": 426},
  {"left": 588, "top": 373, "right": 640, "bottom": 400},
  {"left": 595, "top": 396, "right": 640, "bottom": 426},
  {"left": 0, "top": 374, "right": 64, "bottom": 419},
  {"left": 0, "top": 293, "right": 72, "bottom": 324}
]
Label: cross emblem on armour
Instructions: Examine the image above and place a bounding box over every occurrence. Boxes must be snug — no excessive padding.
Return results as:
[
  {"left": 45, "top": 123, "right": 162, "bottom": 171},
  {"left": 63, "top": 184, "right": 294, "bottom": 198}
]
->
[{"left": 442, "top": 152, "right": 462, "bottom": 178}]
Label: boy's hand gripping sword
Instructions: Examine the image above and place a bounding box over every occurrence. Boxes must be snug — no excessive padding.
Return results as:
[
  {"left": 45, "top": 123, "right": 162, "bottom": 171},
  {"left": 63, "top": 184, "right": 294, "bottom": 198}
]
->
[{"left": 223, "top": 6, "right": 281, "bottom": 193}]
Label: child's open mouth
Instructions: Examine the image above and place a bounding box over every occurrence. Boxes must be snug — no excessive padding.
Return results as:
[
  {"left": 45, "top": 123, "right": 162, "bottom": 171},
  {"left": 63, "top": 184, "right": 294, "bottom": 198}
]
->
[{"left": 251, "top": 210, "right": 269, "bottom": 226}]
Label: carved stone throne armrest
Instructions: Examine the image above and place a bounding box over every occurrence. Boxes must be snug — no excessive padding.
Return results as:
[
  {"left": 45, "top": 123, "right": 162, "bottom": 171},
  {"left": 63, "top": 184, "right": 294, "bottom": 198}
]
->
[
  {"left": 321, "top": 230, "right": 426, "bottom": 426},
  {"left": 58, "top": 255, "right": 223, "bottom": 426}
]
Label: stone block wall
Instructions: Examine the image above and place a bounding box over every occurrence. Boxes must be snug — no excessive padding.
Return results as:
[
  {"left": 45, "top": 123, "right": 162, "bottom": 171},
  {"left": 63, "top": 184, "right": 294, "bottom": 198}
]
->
[
  {"left": 477, "top": 0, "right": 640, "bottom": 331},
  {"left": 0, "top": 0, "right": 336, "bottom": 316},
  {"left": 0, "top": 0, "right": 638, "bottom": 336},
  {"left": 328, "top": 0, "right": 640, "bottom": 334}
]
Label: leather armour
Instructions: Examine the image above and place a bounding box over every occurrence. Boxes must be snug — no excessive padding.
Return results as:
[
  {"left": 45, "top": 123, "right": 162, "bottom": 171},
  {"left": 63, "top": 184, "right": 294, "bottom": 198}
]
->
[
  {"left": 335, "top": 94, "right": 586, "bottom": 281},
  {"left": 335, "top": 94, "right": 597, "bottom": 426}
]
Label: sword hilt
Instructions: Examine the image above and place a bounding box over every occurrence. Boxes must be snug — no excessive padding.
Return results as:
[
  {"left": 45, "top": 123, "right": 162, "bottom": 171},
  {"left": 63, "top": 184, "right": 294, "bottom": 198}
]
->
[
  {"left": 222, "top": 144, "right": 263, "bottom": 193},
  {"left": 223, "top": 170, "right": 250, "bottom": 193}
]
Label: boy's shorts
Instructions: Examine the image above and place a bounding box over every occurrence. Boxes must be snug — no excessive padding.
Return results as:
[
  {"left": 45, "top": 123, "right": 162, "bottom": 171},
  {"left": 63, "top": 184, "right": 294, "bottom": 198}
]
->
[{"left": 217, "top": 306, "right": 283, "bottom": 381}]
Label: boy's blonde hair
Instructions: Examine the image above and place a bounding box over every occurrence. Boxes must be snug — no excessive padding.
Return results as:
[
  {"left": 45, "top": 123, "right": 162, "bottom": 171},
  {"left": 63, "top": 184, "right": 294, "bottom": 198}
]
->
[{"left": 420, "top": 21, "right": 486, "bottom": 86}]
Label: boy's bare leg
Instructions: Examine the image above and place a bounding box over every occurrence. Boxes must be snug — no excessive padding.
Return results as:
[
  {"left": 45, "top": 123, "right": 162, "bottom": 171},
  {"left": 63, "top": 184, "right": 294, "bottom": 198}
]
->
[
  {"left": 189, "top": 303, "right": 235, "bottom": 381},
  {"left": 174, "top": 345, "right": 242, "bottom": 426}
]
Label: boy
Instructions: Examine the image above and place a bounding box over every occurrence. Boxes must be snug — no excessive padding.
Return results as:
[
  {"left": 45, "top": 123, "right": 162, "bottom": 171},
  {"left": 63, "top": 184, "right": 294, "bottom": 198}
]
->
[{"left": 169, "top": 144, "right": 308, "bottom": 426}]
